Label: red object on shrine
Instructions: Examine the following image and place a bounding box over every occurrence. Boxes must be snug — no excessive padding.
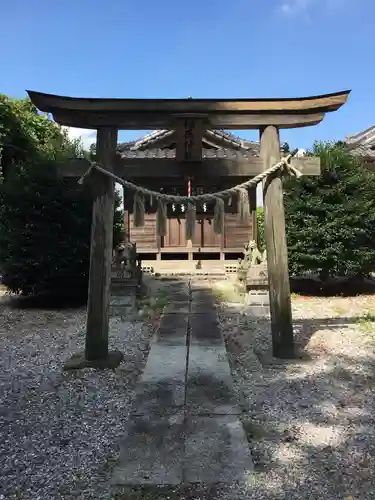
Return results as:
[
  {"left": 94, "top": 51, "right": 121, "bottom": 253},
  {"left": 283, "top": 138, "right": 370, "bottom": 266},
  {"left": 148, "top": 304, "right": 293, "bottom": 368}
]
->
[{"left": 188, "top": 178, "right": 191, "bottom": 197}]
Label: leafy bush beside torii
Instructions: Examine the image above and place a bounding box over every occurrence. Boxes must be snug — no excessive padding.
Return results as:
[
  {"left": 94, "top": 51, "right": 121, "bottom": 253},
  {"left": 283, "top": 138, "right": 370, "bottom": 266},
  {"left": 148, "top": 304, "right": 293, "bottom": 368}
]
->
[
  {"left": 285, "top": 141, "right": 375, "bottom": 278},
  {"left": 257, "top": 141, "right": 375, "bottom": 279},
  {"left": 0, "top": 95, "right": 123, "bottom": 298}
]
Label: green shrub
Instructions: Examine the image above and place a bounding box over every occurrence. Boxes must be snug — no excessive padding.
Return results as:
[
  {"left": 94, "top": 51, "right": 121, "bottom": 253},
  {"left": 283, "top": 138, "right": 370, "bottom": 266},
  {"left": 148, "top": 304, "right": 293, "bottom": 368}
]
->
[
  {"left": 256, "top": 207, "right": 264, "bottom": 250},
  {"left": 0, "top": 160, "right": 123, "bottom": 298},
  {"left": 284, "top": 141, "right": 375, "bottom": 279},
  {"left": 0, "top": 95, "right": 124, "bottom": 298},
  {"left": 0, "top": 161, "right": 92, "bottom": 297}
]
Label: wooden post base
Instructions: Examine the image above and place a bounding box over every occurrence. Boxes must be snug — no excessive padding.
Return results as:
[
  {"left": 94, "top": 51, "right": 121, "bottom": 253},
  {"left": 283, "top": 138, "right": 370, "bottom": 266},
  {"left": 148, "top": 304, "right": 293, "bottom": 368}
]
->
[{"left": 63, "top": 350, "right": 124, "bottom": 371}]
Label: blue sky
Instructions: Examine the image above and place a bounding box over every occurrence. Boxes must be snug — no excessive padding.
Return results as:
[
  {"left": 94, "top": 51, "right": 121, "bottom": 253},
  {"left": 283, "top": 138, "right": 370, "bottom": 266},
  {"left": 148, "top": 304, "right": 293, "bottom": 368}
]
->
[{"left": 1, "top": 0, "right": 374, "bottom": 150}]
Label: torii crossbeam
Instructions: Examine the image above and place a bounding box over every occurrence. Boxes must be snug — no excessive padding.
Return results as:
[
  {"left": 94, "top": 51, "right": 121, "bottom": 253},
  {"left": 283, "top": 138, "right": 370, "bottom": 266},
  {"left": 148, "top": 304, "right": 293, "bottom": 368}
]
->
[{"left": 27, "top": 89, "right": 350, "bottom": 368}]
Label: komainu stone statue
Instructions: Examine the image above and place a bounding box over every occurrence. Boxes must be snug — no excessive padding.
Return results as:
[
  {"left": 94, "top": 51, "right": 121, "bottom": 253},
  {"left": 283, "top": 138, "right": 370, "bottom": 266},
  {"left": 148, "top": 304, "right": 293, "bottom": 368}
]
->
[
  {"left": 112, "top": 240, "right": 142, "bottom": 283},
  {"left": 110, "top": 240, "right": 144, "bottom": 315},
  {"left": 237, "top": 240, "right": 268, "bottom": 286}
]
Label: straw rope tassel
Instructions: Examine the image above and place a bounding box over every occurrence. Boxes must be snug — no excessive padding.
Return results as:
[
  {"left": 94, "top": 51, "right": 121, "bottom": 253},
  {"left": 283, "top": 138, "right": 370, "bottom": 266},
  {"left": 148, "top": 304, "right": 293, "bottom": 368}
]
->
[
  {"left": 133, "top": 192, "right": 145, "bottom": 227},
  {"left": 213, "top": 197, "right": 225, "bottom": 235},
  {"left": 238, "top": 187, "right": 250, "bottom": 223},
  {"left": 185, "top": 202, "right": 196, "bottom": 240},
  {"left": 156, "top": 198, "right": 167, "bottom": 237}
]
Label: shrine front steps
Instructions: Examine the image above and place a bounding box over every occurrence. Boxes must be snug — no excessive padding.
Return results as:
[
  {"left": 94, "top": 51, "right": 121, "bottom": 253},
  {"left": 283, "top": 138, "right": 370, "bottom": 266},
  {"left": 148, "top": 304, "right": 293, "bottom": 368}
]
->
[
  {"left": 112, "top": 281, "right": 254, "bottom": 487},
  {"left": 140, "top": 259, "right": 239, "bottom": 278}
]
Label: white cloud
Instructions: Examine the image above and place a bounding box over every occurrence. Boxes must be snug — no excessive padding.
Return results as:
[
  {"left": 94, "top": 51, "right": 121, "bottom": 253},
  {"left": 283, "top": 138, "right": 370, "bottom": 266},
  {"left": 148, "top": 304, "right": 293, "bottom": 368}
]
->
[
  {"left": 64, "top": 127, "right": 96, "bottom": 150},
  {"left": 279, "top": 0, "right": 312, "bottom": 15},
  {"left": 280, "top": 0, "right": 311, "bottom": 15},
  {"left": 279, "top": 0, "right": 346, "bottom": 15}
]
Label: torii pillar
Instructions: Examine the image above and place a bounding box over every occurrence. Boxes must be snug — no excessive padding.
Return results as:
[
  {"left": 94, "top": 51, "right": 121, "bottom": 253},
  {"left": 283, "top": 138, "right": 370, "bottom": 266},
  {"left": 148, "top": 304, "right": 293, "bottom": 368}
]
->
[{"left": 260, "top": 126, "right": 294, "bottom": 357}]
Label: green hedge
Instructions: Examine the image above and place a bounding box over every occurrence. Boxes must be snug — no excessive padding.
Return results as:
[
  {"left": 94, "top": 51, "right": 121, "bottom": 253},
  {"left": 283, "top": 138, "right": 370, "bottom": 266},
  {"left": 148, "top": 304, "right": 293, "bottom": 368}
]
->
[{"left": 256, "top": 142, "right": 375, "bottom": 280}]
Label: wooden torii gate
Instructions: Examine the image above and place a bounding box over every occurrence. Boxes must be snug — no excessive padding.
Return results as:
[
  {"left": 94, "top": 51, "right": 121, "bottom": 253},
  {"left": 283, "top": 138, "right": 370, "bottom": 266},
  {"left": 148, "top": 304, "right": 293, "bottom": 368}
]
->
[{"left": 27, "top": 90, "right": 350, "bottom": 369}]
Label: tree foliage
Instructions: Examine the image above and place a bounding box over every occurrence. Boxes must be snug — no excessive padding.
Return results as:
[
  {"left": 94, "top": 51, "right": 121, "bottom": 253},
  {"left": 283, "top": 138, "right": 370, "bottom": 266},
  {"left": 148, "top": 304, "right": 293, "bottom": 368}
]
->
[
  {"left": 0, "top": 96, "right": 123, "bottom": 297},
  {"left": 0, "top": 162, "right": 92, "bottom": 296},
  {"left": 256, "top": 207, "right": 265, "bottom": 250},
  {"left": 284, "top": 141, "right": 375, "bottom": 278},
  {"left": 0, "top": 95, "right": 83, "bottom": 178}
]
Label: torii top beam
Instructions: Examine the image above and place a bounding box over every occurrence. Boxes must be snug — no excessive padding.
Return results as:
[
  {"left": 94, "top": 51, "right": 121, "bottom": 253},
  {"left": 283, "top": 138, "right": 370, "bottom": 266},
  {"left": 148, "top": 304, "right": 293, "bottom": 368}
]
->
[{"left": 27, "top": 90, "right": 350, "bottom": 130}]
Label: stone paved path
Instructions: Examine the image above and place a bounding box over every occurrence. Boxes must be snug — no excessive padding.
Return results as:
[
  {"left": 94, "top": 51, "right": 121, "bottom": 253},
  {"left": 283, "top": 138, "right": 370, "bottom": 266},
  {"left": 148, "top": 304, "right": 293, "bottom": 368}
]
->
[{"left": 112, "top": 278, "right": 253, "bottom": 486}]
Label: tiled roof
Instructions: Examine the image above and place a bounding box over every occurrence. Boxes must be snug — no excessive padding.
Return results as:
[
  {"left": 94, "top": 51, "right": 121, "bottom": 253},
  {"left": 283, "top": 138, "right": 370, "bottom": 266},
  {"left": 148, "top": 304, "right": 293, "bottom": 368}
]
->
[
  {"left": 345, "top": 126, "right": 375, "bottom": 159},
  {"left": 204, "top": 130, "right": 255, "bottom": 150},
  {"left": 132, "top": 130, "right": 172, "bottom": 149},
  {"left": 130, "top": 128, "right": 257, "bottom": 151},
  {"left": 117, "top": 128, "right": 261, "bottom": 159},
  {"left": 346, "top": 125, "right": 375, "bottom": 146},
  {"left": 348, "top": 144, "right": 375, "bottom": 159},
  {"left": 120, "top": 147, "right": 259, "bottom": 160}
]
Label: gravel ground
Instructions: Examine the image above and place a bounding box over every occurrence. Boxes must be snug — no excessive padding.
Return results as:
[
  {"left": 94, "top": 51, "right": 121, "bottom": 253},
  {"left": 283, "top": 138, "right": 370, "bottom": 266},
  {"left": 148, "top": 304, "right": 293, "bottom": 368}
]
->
[
  {"left": 0, "top": 294, "right": 157, "bottom": 500},
  {"left": 219, "top": 292, "right": 375, "bottom": 500},
  {"left": 2, "top": 281, "right": 375, "bottom": 500}
]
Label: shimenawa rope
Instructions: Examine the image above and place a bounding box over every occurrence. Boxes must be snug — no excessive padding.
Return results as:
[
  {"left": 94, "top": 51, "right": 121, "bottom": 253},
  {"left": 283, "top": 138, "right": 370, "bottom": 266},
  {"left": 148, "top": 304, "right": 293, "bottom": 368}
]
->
[{"left": 78, "top": 150, "right": 301, "bottom": 238}]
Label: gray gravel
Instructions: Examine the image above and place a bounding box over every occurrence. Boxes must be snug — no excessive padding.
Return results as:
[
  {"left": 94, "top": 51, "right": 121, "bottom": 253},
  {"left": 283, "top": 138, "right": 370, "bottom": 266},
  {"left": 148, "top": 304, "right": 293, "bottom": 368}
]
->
[
  {"left": 0, "top": 299, "right": 154, "bottom": 500},
  {"left": 218, "top": 294, "right": 375, "bottom": 500},
  {"left": 2, "top": 282, "right": 375, "bottom": 500}
]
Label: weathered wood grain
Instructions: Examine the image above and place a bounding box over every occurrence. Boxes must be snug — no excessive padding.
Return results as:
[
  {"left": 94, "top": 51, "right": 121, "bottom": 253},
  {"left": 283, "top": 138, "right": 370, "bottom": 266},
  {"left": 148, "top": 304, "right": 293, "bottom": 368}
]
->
[
  {"left": 175, "top": 118, "right": 204, "bottom": 161},
  {"left": 57, "top": 156, "right": 321, "bottom": 180},
  {"left": 85, "top": 127, "right": 117, "bottom": 361},
  {"left": 40, "top": 110, "right": 327, "bottom": 130},
  {"left": 260, "top": 126, "right": 294, "bottom": 358},
  {"left": 27, "top": 89, "right": 350, "bottom": 113},
  {"left": 27, "top": 90, "right": 350, "bottom": 130}
]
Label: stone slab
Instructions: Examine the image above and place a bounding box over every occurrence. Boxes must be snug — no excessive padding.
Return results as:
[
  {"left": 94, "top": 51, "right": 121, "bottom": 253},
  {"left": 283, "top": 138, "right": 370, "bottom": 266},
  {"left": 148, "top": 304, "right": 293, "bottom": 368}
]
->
[
  {"left": 186, "top": 345, "right": 240, "bottom": 415},
  {"left": 190, "top": 285, "right": 213, "bottom": 292},
  {"left": 246, "top": 305, "right": 270, "bottom": 317},
  {"left": 132, "top": 381, "right": 186, "bottom": 415},
  {"left": 132, "top": 344, "right": 187, "bottom": 414},
  {"left": 153, "top": 327, "right": 187, "bottom": 346},
  {"left": 111, "top": 283, "right": 138, "bottom": 293},
  {"left": 189, "top": 312, "right": 223, "bottom": 346},
  {"left": 184, "top": 415, "right": 254, "bottom": 483},
  {"left": 191, "top": 290, "right": 216, "bottom": 303},
  {"left": 163, "top": 303, "right": 190, "bottom": 315},
  {"left": 110, "top": 290, "right": 137, "bottom": 298},
  {"left": 110, "top": 295, "right": 136, "bottom": 316},
  {"left": 112, "top": 412, "right": 185, "bottom": 485},
  {"left": 190, "top": 301, "right": 216, "bottom": 314},
  {"left": 140, "top": 344, "right": 187, "bottom": 383},
  {"left": 153, "top": 313, "right": 188, "bottom": 345},
  {"left": 191, "top": 287, "right": 215, "bottom": 294},
  {"left": 168, "top": 292, "right": 190, "bottom": 303},
  {"left": 110, "top": 295, "right": 135, "bottom": 306},
  {"left": 109, "top": 306, "right": 135, "bottom": 317},
  {"left": 163, "top": 282, "right": 190, "bottom": 291}
]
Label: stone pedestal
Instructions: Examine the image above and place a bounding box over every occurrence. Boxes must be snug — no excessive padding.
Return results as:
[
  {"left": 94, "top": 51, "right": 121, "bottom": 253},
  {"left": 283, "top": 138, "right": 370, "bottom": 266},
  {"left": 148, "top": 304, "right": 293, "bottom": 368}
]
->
[
  {"left": 110, "top": 266, "right": 140, "bottom": 316},
  {"left": 245, "top": 262, "right": 270, "bottom": 318}
]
